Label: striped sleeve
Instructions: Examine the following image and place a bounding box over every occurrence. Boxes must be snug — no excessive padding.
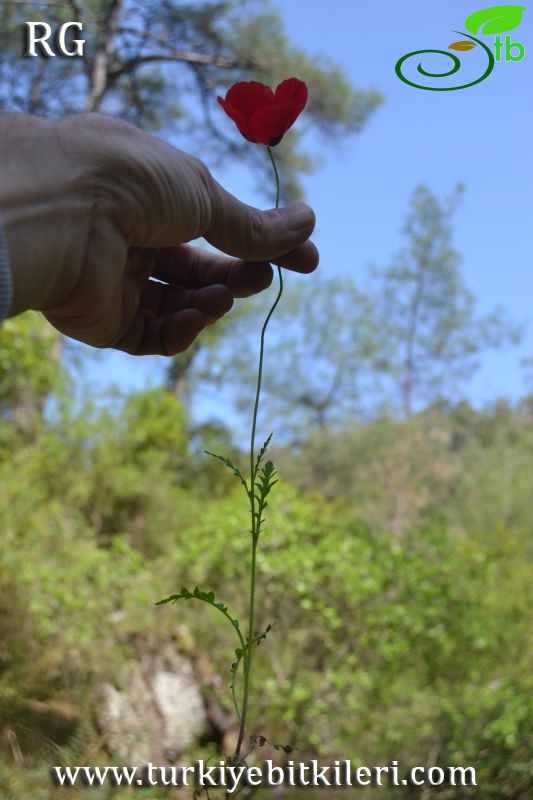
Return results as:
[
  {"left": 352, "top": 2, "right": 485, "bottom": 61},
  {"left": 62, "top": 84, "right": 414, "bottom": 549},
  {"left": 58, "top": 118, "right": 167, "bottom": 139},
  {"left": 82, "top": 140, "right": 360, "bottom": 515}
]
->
[{"left": 0, "top": 220, "right": 13, "bottom": 322}]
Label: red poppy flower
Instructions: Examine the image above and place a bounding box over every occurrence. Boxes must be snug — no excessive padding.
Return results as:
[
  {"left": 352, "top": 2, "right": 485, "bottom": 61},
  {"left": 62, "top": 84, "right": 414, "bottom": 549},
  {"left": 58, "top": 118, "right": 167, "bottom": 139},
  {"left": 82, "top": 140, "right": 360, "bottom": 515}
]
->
[{"left": 217, "top": 77, "right": 308, "bottom": 146}]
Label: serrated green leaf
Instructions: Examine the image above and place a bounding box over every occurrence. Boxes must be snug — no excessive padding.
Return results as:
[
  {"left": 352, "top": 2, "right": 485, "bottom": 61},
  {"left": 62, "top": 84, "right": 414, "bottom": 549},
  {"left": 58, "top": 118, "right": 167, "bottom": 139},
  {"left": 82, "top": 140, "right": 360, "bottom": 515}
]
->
[
  {"left": 465, "top": 4, "right": 526, "bottom": 34},
  {"left": 156, "top": 586, "right": 244, "bottom": 653},
  {"left": 255, "top": 433, "right": 273, "bottom": 471},
  {"left": 204, "top": 450, "right": 248, "bottom": 488}
]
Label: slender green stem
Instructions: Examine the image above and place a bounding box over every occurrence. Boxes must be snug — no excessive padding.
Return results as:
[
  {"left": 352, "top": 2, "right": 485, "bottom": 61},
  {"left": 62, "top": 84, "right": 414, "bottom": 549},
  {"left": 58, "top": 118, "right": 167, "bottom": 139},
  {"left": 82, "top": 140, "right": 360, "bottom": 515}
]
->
[
  {"left": 249, "top": 148, "right": 282, "bottom": 484},
  {"left": 232, "top": 146, "right": 282, "bottom": 766},
  {"left": 267, "top": 145, "right": 281, "bottom": 208}
]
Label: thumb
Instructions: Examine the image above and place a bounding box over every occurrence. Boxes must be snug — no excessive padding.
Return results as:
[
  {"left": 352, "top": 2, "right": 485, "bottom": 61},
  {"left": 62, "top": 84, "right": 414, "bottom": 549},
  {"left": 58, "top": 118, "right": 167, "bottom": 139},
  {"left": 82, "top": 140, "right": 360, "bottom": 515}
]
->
[{"left": 203, "top": 180, "right": 316, "bottom": 262}]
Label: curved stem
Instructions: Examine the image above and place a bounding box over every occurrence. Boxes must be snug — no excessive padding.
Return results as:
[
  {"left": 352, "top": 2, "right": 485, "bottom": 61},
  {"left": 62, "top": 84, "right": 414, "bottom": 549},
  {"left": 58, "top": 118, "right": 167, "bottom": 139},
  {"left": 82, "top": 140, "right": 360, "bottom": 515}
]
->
[{"left": 232, "top": 146, "right": 282, "bottom": 766}]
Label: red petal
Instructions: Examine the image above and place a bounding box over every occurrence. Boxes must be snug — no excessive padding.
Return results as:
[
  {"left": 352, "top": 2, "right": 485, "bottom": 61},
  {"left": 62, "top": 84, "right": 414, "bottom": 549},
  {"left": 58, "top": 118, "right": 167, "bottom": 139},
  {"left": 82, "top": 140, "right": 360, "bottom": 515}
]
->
[
  {"left": 248, "top": 103, "right": 294, "bottom": 145},
  {"left": 274, "top": 77, "right": 308, "bottom": 129},
  {"left": 249, "top": 79, "right": 307, "bottom": 145},
  {"left": 217, "top": 96, "right": 254, "bottom": 140},
  {"left": 224, "top": 81, "right": 274, "bottom": 119}
]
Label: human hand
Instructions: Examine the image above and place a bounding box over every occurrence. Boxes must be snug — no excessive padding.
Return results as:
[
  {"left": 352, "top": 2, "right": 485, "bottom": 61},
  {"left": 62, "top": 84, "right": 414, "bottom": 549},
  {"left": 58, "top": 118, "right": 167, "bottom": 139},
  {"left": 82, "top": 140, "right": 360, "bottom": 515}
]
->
[{"left": 0, "top": 112, "right": 318, "bottom": 355}]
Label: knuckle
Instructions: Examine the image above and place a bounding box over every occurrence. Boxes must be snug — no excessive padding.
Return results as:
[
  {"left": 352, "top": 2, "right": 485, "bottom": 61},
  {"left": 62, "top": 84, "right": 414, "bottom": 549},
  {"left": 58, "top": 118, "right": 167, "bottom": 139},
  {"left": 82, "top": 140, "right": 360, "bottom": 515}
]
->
[
  {"left": 244, "top": 210, "right": 266, "bottom": 257},
  {"left": 186, "top": 153, "right": 213, "bottom": 187}
]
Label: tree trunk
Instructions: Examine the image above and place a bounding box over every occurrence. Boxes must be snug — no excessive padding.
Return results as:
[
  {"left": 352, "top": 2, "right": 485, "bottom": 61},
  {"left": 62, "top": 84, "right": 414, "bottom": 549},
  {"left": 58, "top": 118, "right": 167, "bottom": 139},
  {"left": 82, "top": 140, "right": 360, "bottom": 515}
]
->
[{"left": 85, "top": 0, "right": 123, "bottom": 112}]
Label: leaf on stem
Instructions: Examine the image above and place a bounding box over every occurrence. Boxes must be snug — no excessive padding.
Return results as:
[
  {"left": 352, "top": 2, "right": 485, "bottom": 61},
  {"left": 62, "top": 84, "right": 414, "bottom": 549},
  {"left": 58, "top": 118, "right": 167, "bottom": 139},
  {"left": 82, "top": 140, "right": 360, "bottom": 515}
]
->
[
  {"left": 156, "top": 586, "right": 242, "bottom": 636},
  {"left": 253, "top": 622, "right": 277, "bottom": 646},
  {"left": 255, "top": 433, "right": 273, "bottom": 473},
  {"left": 204, "top": 450, "right": 248, "bottom": 491}
]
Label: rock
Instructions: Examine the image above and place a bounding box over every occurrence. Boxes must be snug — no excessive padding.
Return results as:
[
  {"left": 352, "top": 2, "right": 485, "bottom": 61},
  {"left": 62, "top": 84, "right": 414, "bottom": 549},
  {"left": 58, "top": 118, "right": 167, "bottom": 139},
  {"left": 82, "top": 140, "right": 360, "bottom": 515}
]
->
[{"left": 94, "top": 643, "right": 207, "bottom": 766}]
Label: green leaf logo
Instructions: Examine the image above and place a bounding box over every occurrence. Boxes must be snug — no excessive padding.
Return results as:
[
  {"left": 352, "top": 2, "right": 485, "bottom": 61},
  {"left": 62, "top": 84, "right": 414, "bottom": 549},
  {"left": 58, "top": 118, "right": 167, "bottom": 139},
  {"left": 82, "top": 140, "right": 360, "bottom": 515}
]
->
[{"left": 465, "top": 5, "right": 527, "bottom": 35}]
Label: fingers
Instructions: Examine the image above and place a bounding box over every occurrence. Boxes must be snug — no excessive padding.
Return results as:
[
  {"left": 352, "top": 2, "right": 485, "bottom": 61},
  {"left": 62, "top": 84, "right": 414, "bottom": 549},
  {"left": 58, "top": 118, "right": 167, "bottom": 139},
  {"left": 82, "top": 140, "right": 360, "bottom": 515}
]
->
[
  {"left": 203, "top": 177, "right": 317, "bottom": 262},
  {"left": 148, "top": 242, "right": 318, "bottom": 298},
  {"left": 150, "top": 246, "right": 274, "bottom": 297},
  {"left": 112, "top": 234, "right": 319, "bottom": 356},
  {"left": 273, "top": 239, "right": 319, "bottom": 274},
  {"left": 138, "top": 281, "right": 234, "bottom": 319},
  {"left": 159, "top": 154, "right": 317, "bottom": 263},
  {"left": 109, "top": 228, "right": 319, "bottom": 356},
  {"left": 113, "top": 308, "right": 208, "bottom": 356}
]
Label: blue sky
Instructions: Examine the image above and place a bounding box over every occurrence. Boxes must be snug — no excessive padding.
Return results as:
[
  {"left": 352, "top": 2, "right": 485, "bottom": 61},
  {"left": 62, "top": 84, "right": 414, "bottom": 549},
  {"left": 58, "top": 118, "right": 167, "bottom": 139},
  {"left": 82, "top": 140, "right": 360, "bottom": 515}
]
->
[{"left": 82, "top": 1, "right": 533, "bottom": 408}]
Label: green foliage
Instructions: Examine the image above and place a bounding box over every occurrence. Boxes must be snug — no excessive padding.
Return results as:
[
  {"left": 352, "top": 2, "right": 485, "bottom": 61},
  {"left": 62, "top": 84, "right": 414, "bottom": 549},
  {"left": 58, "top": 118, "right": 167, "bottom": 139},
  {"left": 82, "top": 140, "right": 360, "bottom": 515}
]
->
[
  {"left": 0, "top": 312, "right": 65, "bottom": 429},
  {"left": 157, "top": 479, "right": 531, "bottom": 796},
  {"left": 1, "top": 190, "right": 529, "bottom": 800},
  {"left": 5, "top": 2, "right": 529, "bottom": 798},
  {"left": 368, "top": 184, "right": 520, "bottom": 416},
  {"left": 0, "top": 370, "right": 531, "bottom": 797}
]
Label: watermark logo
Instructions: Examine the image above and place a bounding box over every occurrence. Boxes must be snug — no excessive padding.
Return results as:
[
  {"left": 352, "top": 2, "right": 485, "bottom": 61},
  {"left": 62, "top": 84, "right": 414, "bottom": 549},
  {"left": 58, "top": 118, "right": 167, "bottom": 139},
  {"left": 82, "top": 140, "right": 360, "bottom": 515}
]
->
[
  {"left": 395, "top": 4, "right": 526, "bottom": 90},
  {"left": 23, "top": 21, "right": 85, "bottom": 57}
]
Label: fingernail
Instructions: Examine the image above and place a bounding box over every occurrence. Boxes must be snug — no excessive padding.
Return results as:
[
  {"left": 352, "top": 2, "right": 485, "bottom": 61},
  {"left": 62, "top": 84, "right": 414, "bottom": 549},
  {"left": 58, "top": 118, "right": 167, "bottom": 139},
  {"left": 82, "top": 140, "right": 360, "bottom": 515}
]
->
[{"left": 282, "top": 203, "right": 315, "bottom": 233}]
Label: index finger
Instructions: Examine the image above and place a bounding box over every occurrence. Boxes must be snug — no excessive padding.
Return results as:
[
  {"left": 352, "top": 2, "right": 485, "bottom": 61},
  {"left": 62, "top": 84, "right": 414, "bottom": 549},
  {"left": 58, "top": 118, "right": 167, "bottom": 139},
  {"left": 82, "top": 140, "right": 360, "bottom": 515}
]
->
[{"left": 151, "top": 241, "right": 319, "bottom": 296}]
